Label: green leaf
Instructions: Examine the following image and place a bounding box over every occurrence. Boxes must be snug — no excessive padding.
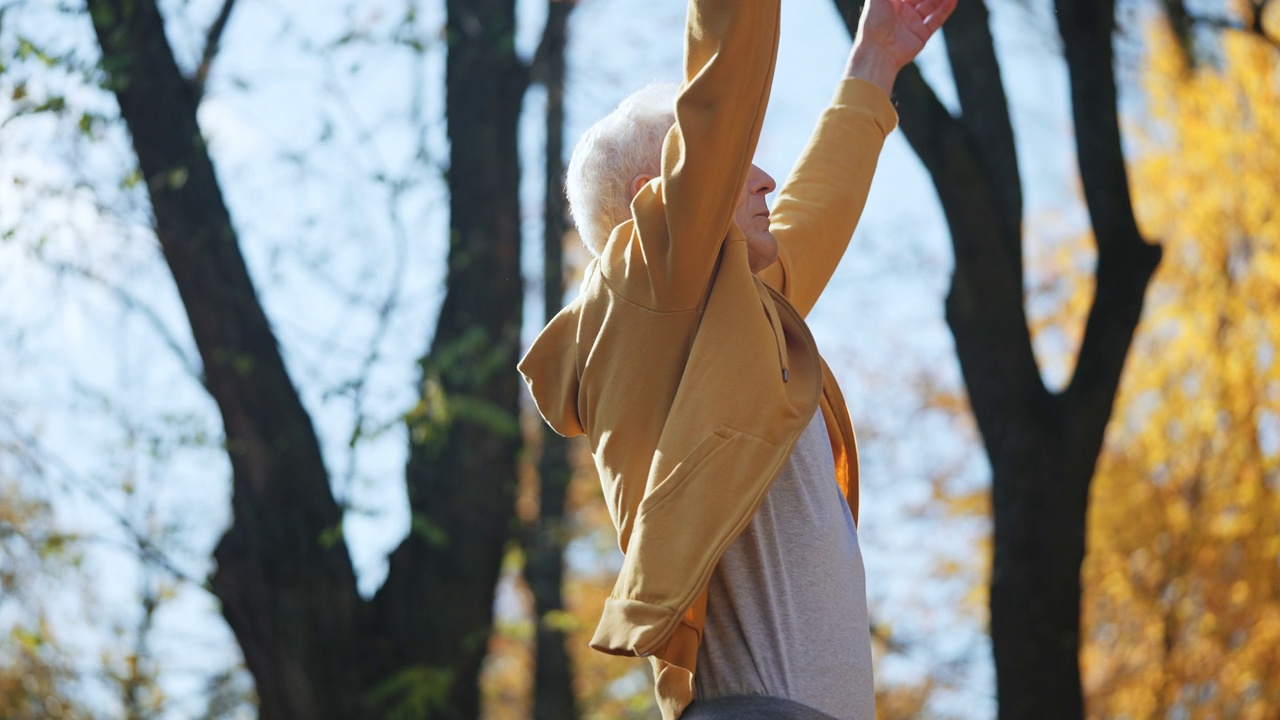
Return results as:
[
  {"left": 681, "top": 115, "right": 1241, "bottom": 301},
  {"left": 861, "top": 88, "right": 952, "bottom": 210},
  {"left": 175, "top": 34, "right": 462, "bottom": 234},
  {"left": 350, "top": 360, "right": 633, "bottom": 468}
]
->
[
  {"left": 409, "top": 513, "right": 449, "bottom": 548},
  {"left": 367, "top": 665, "right": 454, "bottom": 720},
  {"left": 166, "top": 166, "right": 189, "bottom": 190},
  {"left": 77, "top": 112, "right": 96, "bottom": 136},
  {"left": 541, "top": 608, "right": 581, "bottom": 633},
  {"left": 318, "top": 522, "right": 344, "bottom": 549},
  {"left": 32, "top": 96, "right": 67, "bottom": 114},
  {"left": 12, "top": 625, "right": 44, "bottom": 650},
  {"left": 14, "top": 35, "right": 58, "bottom": 67}
]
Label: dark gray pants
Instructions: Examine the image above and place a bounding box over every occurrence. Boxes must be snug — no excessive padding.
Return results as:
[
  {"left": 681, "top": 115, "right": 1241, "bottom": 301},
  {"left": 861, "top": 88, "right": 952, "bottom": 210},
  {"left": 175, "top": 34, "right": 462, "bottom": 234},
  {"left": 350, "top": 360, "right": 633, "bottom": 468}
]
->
[{"left": 679, "top": 695, "right": 841, "bottom": 720}]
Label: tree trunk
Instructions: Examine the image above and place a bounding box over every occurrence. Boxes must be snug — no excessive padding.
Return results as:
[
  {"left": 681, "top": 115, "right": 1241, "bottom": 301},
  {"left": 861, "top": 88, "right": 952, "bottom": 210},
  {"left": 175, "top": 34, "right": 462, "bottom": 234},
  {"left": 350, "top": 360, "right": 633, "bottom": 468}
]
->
[
  {"left": 525, "top": 2, "right": 581, "bottom": 719},
  {"left": 90, "top": 0, "right": 532, "bottom": 716},
  {"left": 370, "top": 0, "right": 528, "bottom": 717},
  {"left": 525, "top": 0, "right": 581, "bottom": 718},
  {"left": 831, "top": 1, "right": 1161, "bottom": 717},
  {"left": 88, "top": 1, "right": 365, "bottom": 717}
]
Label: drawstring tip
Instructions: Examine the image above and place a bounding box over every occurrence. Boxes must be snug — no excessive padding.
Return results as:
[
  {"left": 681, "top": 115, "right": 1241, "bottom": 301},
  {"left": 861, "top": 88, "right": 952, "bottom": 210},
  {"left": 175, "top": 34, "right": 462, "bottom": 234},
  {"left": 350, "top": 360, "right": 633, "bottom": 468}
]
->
[{"left": 782, "top": 369, "right": 789, "bottom": 382}]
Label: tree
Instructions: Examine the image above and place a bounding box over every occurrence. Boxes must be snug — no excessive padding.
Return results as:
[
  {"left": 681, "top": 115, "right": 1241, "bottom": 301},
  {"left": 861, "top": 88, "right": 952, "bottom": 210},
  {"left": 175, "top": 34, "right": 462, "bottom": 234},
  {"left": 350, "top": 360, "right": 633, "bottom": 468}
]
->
[
  {"left": 0, "top": 477, "right": 92, "bottom": 720},
  {"left": 523, "top": 3, "right": 582, "bottom": 718},
  {"left": 482, "top": 438, "right": 660, "bottom": 720},
  {"left": 81, "top": 0, "right": 534, "bottom": 715},
  {"left": 831, "top": 0, "right": 1163, "bottom": 716},
  {"left": 1080, "top": 17, "right": 1280, "bottom": 718}
]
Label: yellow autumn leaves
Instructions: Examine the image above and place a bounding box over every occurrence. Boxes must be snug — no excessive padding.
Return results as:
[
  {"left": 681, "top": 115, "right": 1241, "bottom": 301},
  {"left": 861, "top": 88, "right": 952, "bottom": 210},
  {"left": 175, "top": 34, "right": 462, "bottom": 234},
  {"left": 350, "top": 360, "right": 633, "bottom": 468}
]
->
[{"left": 1080, "top": 17, "right": 1280, "bottom": 719}]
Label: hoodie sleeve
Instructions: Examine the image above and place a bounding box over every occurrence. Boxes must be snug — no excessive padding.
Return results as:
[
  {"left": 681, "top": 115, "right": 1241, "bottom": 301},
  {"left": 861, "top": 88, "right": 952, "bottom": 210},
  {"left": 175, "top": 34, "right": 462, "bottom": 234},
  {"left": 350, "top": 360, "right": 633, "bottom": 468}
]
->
[
  {"left": 518, "top": 303, "right": 585, "bottom": 438},
  {"left": 606, "top": 0, "right": 781, "bottom": 312},
  {"left": 756, "top": 78, "right": 898, "bottom": 317}
]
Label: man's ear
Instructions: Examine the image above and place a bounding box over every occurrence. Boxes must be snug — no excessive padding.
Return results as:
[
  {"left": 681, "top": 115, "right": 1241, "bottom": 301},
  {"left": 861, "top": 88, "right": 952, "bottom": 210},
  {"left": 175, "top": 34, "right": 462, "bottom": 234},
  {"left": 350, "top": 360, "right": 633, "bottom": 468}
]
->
[{"left": 630, "top": 174, "right": 656, "bottom": 199}]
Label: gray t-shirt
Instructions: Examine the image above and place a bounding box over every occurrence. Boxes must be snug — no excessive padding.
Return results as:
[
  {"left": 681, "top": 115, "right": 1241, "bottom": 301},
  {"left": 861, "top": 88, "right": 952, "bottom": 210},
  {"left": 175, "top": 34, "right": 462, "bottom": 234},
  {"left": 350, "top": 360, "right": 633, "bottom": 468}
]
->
[{"left": 694, "top": 410, "right": 875, "bottom": 720}]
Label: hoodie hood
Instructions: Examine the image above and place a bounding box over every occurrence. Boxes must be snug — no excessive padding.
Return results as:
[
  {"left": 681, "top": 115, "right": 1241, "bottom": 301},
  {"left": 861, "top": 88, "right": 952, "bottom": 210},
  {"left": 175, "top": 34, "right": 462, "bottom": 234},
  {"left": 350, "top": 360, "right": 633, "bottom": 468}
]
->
[{"left": 518, "top": 299, "right": 585, "bottom": 438}]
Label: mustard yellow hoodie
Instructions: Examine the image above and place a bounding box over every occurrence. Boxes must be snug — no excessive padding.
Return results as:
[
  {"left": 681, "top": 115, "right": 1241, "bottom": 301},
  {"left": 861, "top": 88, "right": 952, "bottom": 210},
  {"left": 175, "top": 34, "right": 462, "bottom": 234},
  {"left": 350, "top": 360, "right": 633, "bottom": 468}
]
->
[{"left": 518, "top": 1, "right": 897, "bottom": 716}]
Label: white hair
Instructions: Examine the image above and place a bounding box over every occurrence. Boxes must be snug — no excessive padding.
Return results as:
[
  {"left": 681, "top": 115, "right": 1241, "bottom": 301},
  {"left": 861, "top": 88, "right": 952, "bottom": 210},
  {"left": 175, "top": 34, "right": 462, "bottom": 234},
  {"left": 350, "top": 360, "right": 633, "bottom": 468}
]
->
[{"left": 565, "top": 82, "right": 678, "bottom": 256}]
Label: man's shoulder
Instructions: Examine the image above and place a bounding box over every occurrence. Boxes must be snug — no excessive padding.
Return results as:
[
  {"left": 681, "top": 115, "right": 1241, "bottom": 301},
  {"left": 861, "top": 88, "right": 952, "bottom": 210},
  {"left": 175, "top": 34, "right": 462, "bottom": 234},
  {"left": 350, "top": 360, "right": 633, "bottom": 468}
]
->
[{"left": 591, "top": 224, "right": 722, "bottom": 317}]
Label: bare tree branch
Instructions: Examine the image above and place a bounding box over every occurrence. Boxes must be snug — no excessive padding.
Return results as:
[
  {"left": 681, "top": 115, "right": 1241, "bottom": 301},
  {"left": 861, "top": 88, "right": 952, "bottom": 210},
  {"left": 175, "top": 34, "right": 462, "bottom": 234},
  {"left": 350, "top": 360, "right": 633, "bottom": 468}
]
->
[
  {"left": 1191, "top": 10, "right": 1280, "bottom": 50},
  {"left": 191, "top": 0, "right": 237, "bottom": 100},
  {"left": 1159, "top": 0, "right": 1197, "bottom": 62},
  {"left": 943, "top": 0, "right": 1023, "bottom": 272},
  {"left": 1159, "top": 0, "right": 1280, "bottom": 63},
  {"left": 47, "top": 260, "right": 202, "bottom": 380},
  {"left": 0, "top": 414, "right": 207, "bottom": 589},
  {"left": 835, "top": 0, "right": 1046, "bottom": 450},
  {"left": 1055, "top": 0, "right": 1162, "bottom": 431}
]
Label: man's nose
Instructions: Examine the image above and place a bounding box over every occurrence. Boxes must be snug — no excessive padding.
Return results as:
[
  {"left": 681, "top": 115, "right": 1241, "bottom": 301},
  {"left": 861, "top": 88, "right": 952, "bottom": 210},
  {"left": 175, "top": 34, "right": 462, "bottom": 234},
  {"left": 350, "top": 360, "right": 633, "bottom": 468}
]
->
[{"left": 750, "top": 166, "right": 776, "bottom": 195}]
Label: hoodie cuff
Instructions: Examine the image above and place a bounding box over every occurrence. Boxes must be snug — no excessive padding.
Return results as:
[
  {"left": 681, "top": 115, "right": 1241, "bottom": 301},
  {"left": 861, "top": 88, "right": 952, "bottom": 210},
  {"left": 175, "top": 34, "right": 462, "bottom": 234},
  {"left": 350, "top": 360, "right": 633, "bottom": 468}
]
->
[
  {"left": 589, "top": 597, "right": 679, "bottom": 657},
  {"left": 832, "top": 77, "right": 899, "bottom": 136}
]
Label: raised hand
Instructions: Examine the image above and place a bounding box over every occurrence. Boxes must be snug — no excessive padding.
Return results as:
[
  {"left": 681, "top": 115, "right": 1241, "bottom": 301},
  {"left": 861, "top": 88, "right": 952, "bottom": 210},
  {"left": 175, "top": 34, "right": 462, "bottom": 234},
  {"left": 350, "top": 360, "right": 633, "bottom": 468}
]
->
[
  {"left": 858, "top": 0, "right": 956, "bottom": 69},
  {"left": 845, "top": 0, "right": 957, "bottom": 94}
]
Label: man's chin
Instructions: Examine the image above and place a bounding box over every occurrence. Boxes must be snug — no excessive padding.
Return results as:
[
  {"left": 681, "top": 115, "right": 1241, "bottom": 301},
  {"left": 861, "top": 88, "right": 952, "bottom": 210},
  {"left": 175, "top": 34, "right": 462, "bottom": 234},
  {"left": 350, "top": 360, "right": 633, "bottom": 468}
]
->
[{"left": 749, "top": 249, "right": 780, "bottom": 275}]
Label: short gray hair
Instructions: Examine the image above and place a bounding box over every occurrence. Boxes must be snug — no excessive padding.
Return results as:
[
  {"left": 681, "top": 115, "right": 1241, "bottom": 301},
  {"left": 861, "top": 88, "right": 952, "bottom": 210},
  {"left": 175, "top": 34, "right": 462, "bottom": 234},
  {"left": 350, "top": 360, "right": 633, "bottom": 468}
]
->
[{"left": 566, "top": 82, "right": 678, "bottom": 256}]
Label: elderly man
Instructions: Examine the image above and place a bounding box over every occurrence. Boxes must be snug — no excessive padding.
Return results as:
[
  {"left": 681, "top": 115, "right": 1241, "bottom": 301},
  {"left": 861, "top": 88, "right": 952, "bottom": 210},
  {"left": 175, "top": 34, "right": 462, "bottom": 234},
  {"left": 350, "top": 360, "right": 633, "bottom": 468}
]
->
[{"left": 519, "top": 0, "right": 954, "bottom": 718}]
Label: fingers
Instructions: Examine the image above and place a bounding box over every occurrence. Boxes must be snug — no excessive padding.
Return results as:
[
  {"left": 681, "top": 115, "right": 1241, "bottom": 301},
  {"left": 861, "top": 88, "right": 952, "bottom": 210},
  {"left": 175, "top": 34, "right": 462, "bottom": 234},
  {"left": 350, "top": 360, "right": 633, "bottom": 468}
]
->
[
  {"left": 921, "top": 0, "right": 957, "bottom": 31},
  {"left": 902, "top": 0, "right": 956, "bottom": 32},
  {"left": 906, "top": 0, "right": 948, "bottom": 20}
]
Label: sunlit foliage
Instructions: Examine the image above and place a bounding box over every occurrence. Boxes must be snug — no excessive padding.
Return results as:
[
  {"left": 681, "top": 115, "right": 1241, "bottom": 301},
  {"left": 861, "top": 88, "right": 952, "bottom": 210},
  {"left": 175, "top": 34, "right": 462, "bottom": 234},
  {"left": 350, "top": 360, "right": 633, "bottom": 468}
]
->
[
  {"left": 481, "top": 427, "right": 658, "bottom": 720},
  {"left": 0, "top": 477, "right": 91, "bottom": 719},
  {"left": 1080, "top": 16, "right": 1280, "bottom": 718}
]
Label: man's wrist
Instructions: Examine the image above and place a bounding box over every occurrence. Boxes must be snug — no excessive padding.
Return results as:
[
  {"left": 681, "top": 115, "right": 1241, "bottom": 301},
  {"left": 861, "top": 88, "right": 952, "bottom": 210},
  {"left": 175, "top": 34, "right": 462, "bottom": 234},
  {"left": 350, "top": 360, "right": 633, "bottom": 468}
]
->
[{"left": 843, "top": 44, "right": 899, "bottom": 98}]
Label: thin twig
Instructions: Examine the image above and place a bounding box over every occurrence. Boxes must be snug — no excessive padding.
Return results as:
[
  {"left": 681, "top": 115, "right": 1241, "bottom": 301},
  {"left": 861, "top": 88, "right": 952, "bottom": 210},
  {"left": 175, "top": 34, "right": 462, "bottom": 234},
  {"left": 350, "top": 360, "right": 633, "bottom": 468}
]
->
[
  {"left": 46, "top": 260, "right": 202, "bottom": 381},
  {"left": 192, "top": 0, "right": 239, "bottom": 100},
  {"left": 0, "top": 415, "right": 209, "bottom": 589}
]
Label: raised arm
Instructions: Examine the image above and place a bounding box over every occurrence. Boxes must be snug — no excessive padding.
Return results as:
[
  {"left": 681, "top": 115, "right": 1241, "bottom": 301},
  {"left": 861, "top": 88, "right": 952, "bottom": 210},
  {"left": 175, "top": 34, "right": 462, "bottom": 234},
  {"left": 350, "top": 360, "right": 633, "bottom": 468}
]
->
[
  {"left": 605, "top": 0, "right": 781, "bottom": 311},
  {"left": 758, "top": 0, "right": 955, "bottom": 316}
]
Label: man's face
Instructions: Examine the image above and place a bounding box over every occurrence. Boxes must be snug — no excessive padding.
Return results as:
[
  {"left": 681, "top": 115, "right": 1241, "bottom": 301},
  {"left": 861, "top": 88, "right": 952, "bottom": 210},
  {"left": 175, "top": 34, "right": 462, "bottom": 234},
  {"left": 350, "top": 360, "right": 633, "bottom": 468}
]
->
[{"left": 734, "top": 164, "right": 778, "bottom": 274}]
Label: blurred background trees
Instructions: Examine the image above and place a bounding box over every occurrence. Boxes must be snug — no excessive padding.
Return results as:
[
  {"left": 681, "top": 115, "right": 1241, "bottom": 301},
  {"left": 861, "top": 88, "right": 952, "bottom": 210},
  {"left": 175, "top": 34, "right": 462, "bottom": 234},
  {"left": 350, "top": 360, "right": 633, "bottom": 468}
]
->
[
  {"left": 1080, "top": 15, "right": 1280, "bottom": 717},
  {"left": 833, "top": 0, "right": 1165, "bottom": 713},
  {"left": 4, "top": 0, "right": 547, "bottom": 714},
  {"left": 1, "top": 0, "right": 1277, "bottom": 718},
  {"left": 1, "top": 477, "right": 94, "bottom": 719},
  {"left": 828, "top": 0, "right": 1277, "bottom": 716}
]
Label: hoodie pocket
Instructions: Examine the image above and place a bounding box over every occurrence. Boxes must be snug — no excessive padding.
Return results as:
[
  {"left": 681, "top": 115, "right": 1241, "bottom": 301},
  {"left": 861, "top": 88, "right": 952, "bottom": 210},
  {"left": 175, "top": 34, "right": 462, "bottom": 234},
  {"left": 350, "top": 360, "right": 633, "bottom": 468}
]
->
[{"left": 639, "top": 425, "right": 737, "bottom": 516}]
